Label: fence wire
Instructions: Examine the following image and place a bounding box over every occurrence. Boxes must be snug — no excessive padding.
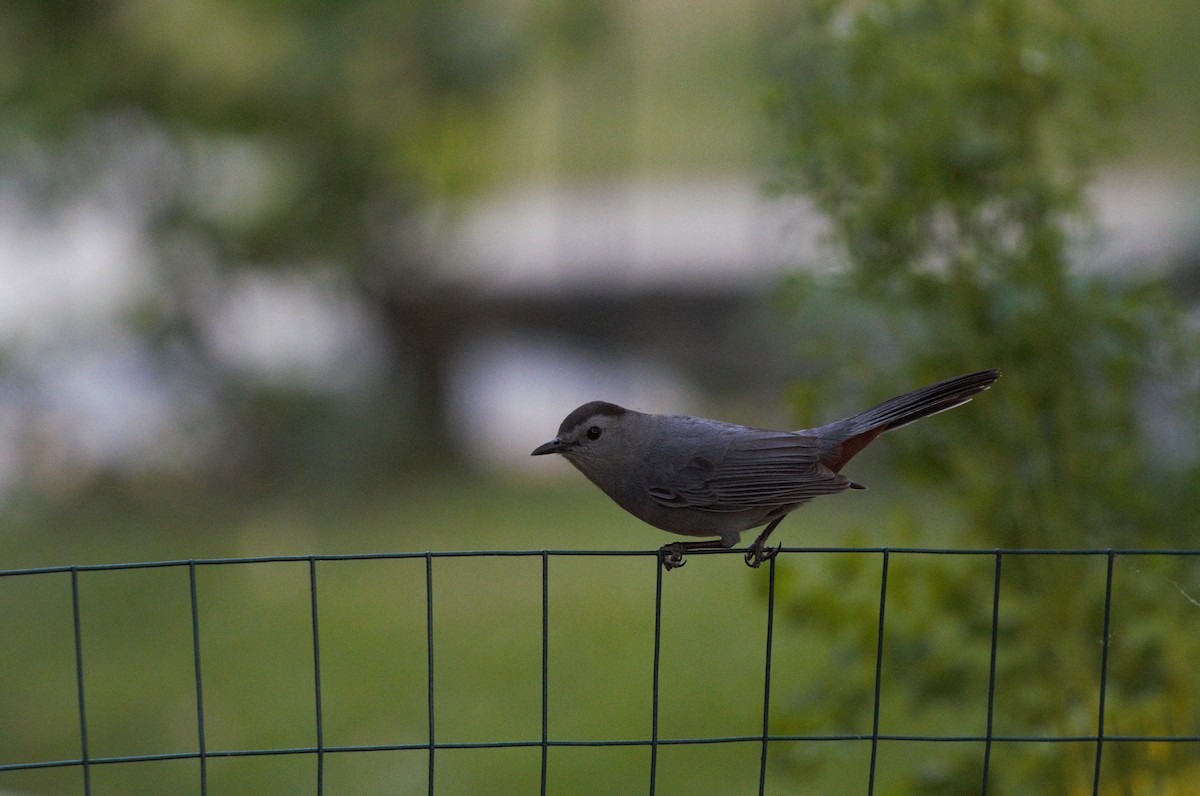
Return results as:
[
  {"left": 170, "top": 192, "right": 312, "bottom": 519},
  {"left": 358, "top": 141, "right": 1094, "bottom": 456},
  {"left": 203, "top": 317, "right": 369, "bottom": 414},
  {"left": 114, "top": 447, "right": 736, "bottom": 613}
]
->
[{"left": 2, "top": 547, "right": 1198, "bottom": 795}]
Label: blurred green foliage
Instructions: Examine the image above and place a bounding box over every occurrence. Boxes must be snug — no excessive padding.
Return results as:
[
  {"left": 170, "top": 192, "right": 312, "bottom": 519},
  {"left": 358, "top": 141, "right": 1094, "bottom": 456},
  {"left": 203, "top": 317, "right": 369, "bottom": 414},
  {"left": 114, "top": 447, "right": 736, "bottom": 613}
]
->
[
  {"left": 3, "top": 0, "right": 532, "bottom": 226},
  {"left": 769, "top": 0, "right": 1200, "bottom": 792},
  {"left": 0, "top": 0, "right": 566, "bottom": 473}
]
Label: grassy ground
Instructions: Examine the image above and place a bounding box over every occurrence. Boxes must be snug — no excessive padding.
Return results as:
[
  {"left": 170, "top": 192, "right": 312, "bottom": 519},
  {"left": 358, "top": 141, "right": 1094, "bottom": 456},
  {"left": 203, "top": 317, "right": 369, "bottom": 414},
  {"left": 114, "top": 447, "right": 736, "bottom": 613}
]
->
[
  {"left": 0, "top": 472, "right": 899, "bottom": 795},
  {"left": 3, "top": 469, "right": 1196, "bottom": 793}
]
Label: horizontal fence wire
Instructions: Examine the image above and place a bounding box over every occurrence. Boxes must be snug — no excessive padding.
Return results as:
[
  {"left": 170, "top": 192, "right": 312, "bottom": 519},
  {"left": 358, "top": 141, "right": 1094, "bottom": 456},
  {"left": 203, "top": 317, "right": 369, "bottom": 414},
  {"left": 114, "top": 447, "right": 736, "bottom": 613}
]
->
[
  {"left": 4, "top": 546, "right": 1200, "bottom": 576},
  {"left": 2, "top": 546, "right": 1199, "bottom": 796}
]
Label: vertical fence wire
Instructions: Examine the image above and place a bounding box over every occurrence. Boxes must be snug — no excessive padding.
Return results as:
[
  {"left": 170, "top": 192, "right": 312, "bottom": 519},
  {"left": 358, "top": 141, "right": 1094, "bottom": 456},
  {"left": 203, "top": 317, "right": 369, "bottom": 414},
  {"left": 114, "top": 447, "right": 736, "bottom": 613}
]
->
[
  {"left": 757, "top": 556, "right": 778, "bottom": 796},
  {"left": 425, "top": 554, "right": 436, "bottom": 796},
  {"left": 1091, "top": 552, "right": 1116, "bottom": 796},
  {"left": 648, "top": 557, "right": 665, "bottom": 796},
  {"left": 540, "top": 551, "right": 550, "bottom": 796},
  {"left": 69, "top": 568, "right": 91, "bottom": 796},
  {"left": 308, "top": 558, "right": 325, "bottom": 796},
  {"left": 980, "top": 552, "right": 1002, "bottom": 795},
  {"left": 188, "top": 562, "right": 208, "bottom": 796},
  {"left": 866, "top": 550, "right": 891, "bottom": 796}
]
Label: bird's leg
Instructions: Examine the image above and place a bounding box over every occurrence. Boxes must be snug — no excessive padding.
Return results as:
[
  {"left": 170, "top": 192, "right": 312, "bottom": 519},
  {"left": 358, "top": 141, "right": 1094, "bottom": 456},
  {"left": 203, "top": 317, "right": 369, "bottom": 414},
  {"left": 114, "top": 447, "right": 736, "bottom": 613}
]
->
[
  {"left": 745, "top": 517, "right": 786, "bottom": 568},
  {"left": 658, "top": 539, "right": 728, "bottom": 571}
]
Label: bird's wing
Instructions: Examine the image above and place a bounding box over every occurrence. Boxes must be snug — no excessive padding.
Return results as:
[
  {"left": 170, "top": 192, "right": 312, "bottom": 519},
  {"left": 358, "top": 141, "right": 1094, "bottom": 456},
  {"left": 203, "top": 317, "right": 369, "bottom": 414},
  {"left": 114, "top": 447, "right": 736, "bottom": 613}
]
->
[{"left": 646, "top": 431, "right": 852, "bottom": 512}]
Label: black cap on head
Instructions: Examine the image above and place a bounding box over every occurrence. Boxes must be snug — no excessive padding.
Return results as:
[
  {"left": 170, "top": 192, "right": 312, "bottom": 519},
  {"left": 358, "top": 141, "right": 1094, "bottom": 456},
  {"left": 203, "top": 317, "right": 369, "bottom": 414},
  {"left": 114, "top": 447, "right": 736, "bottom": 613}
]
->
[{"left": 558, "top": 401, "right": 626, "bottom": 436}]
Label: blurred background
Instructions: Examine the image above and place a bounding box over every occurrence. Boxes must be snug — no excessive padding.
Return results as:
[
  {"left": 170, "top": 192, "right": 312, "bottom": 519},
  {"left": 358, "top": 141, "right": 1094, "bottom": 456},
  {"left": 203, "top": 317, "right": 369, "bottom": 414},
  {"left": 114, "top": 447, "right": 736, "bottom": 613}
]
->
[{"left": 1, "top": 1, "right": 1198, "bottom": 793}]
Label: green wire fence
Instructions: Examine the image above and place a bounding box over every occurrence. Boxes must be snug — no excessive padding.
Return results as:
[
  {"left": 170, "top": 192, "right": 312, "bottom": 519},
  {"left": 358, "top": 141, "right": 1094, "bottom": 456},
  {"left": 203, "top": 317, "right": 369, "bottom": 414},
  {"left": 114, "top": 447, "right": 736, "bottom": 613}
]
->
[{"left": 2, "top": 547, "right": 1198, "bottom": 794}]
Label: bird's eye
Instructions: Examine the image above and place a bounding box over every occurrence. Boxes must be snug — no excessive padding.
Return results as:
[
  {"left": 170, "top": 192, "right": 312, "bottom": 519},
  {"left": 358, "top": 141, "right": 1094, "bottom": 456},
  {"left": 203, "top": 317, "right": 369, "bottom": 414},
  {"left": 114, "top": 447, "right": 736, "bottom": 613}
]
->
[{"left": 586, "top": 426, "right": 602, "bottom": 441}]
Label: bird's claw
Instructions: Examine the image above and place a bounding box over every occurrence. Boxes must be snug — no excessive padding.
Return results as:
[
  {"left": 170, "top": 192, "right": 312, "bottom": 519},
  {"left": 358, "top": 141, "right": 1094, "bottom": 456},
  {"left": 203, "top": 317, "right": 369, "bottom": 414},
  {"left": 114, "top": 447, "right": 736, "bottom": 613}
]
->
[
  {"left": 744, "top": 542, "right": 780, "bottom": 568},
  {"left": 658, "top": 543, "right": 687, "bottom": 571}
]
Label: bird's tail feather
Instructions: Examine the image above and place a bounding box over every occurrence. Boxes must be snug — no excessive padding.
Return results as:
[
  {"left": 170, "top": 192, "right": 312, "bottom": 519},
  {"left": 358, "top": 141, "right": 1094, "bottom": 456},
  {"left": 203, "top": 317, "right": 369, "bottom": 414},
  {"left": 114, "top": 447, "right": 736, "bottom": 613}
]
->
[{"left": 836, "top": 369, "right": 1000, "bottom": 438}]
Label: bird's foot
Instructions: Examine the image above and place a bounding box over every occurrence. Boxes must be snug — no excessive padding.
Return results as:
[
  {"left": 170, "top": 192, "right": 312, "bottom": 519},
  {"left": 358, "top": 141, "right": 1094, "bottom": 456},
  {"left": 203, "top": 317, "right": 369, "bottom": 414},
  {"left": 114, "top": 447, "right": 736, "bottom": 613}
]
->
[
  {"left": 658, "top": 543, "right": 688, "bottom": 571},
  {"left": 744, "top": 541, "right": 780, "bottom": 568}
]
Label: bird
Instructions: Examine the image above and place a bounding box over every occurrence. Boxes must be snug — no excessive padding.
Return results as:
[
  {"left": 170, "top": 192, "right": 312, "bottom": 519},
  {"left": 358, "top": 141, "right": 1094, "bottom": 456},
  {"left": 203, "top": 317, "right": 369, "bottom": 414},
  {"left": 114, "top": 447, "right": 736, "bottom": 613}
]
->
[{"left": 531, "top": 369, "right": 999, "bottom": 570}]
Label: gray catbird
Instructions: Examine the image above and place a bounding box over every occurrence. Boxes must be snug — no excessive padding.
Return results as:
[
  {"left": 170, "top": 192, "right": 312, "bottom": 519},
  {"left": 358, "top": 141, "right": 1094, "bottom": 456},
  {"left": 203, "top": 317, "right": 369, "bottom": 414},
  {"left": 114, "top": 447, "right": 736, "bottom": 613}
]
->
[{"left": 532, "top": 369, "right": 999, "bottom": 569}]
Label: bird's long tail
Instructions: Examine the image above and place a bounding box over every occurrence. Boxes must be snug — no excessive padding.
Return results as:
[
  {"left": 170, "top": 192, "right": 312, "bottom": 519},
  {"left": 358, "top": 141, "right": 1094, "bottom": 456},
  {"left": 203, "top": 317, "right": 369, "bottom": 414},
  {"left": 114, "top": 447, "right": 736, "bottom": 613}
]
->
[{"left": 818, "top": 369, "right": 1000, "bottom": 472}]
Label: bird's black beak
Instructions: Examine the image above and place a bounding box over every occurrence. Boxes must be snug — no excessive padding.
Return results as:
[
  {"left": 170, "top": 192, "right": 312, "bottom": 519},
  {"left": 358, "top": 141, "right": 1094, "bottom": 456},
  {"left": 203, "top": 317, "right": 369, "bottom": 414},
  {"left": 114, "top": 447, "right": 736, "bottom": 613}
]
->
[{"left": 531, "top": 439, "right": 566, "bottom": 456}]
